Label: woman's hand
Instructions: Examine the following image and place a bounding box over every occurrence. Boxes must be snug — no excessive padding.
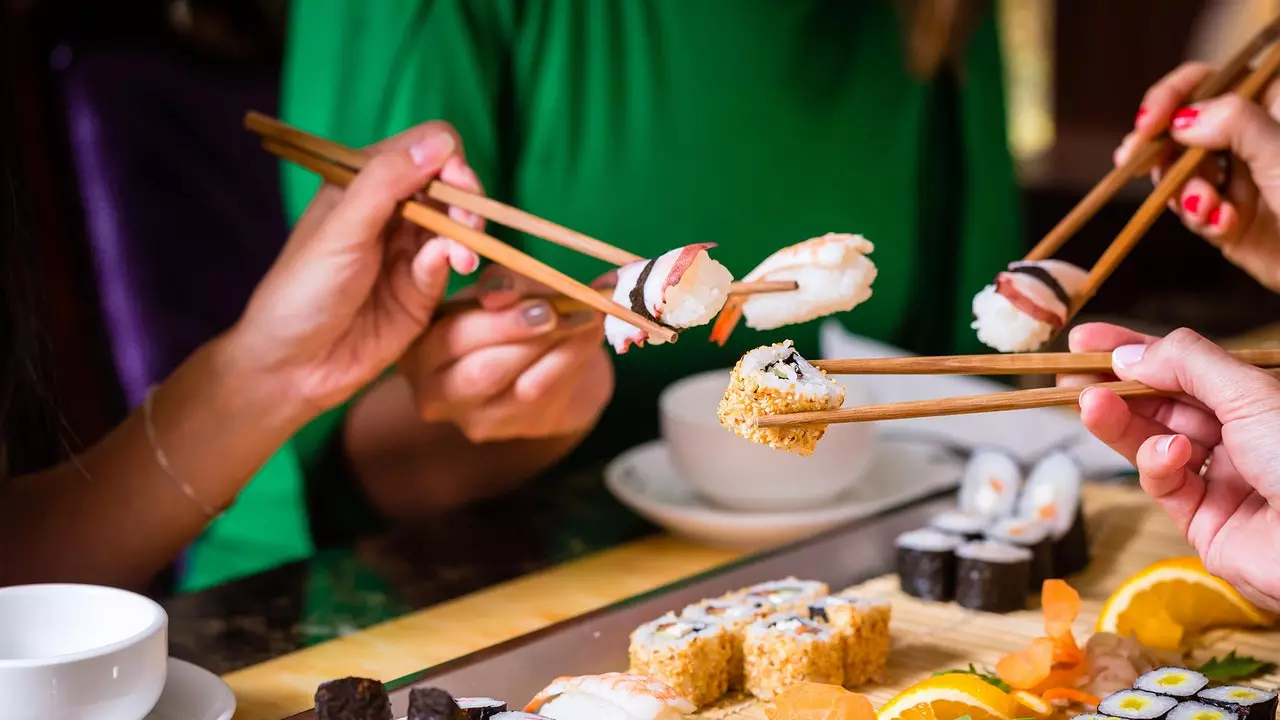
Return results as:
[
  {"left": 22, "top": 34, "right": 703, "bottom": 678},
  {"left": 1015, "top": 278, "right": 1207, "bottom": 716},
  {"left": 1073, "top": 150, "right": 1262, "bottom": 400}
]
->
[
  {"left": 399, "top": 265, "right": 614, "bottom": 443},
  {"left": 229, "top": 121, "right": 485, "bottom": 417},
  {"left": 1116, "top": 62, "right": 1280, "bottom": 291},
  {"left": 1062, "top": 322, "right": 1280, "bottom": 612}
]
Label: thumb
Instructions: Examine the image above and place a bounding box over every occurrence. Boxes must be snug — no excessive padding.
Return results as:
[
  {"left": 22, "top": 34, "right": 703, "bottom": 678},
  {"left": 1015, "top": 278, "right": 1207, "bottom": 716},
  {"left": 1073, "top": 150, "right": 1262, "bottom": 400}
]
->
[
  {"left": 1170, "top": 94, "right": 1280, "bottom": 171},
  {"left": 1111, "top": 328, "right": 1280, "bottom": 422},
  {"left": 321, "top": 133, "right": 456, "bottom": 252}
]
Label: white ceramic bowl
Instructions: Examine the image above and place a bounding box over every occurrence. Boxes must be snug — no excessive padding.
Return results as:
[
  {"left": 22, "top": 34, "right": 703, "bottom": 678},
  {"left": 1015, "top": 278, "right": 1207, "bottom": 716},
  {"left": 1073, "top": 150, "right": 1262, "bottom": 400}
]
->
[
  {"left": 659, "top": 368, "right": 878, "bottom": 511},
  {"left": 0, "top": 584, "right": 168, "bottom": 720}
]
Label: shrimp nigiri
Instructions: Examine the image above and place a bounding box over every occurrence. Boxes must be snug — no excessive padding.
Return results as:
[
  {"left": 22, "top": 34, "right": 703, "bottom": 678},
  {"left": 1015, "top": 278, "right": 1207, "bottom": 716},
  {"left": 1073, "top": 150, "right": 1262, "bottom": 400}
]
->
[{"left": 526, "top": 673, "right": 695, "bottom": 720}]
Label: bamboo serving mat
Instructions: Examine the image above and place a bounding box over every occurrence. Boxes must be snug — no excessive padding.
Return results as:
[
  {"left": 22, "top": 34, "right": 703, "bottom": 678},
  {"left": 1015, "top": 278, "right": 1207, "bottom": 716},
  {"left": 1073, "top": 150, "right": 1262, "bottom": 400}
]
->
[{"left": 686, "top": 483, "right": 1280, "bottom": 719}]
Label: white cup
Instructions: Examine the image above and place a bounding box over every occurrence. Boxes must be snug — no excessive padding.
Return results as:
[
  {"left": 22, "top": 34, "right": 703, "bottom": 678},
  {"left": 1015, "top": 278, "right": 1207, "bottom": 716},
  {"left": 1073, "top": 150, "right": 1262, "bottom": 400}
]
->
[
  {"left": 0, "top": 584, "right": 168, "bottom": 720},
  {"left": 659, "top": 368, "right": 878, "bottom": 511}
]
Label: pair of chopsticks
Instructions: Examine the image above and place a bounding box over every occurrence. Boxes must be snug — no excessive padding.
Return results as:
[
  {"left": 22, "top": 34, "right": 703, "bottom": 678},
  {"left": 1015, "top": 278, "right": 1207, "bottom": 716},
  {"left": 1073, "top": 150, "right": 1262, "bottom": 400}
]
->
[
  {"left": 754, "top": 349, "right": 1280, "bottom": 427},
  {"left": 244, "top": 112, "right": 795, "bottom": 323},
  {"left": 1025, "top": 16, "right": 1280, "bottom": 319}
]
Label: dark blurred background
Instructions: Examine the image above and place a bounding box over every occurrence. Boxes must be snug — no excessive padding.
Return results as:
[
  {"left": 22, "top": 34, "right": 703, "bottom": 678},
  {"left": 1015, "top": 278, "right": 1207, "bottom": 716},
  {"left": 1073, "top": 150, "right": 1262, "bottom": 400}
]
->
[{"left": 4, "top": 0, "right": 1279, "bottom": 449}]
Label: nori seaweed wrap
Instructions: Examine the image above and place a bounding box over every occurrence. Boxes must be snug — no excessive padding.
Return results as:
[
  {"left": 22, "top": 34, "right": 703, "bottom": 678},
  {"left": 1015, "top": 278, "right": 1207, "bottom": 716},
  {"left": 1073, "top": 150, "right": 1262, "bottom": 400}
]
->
[
  {"left": 409, "top": 687, "right": 467, "bottom": 720},
  {"left": 1198, "top": 685, "right": 1278, "bottom": 720},
  {"left": 895, "top": 528, "right": 962, "bottom": 601},
  {"left": 955, "top": 540, "right": 1032, "bottom": 613},
  {"left": 457, "top": 698, "right": 509, "bottom": 720},
  {"left": 315, "top": 677, "right": 393, "bottom": 720},
  {"left": 986, "top": 518, "right": 1053, "bottom": 589}
]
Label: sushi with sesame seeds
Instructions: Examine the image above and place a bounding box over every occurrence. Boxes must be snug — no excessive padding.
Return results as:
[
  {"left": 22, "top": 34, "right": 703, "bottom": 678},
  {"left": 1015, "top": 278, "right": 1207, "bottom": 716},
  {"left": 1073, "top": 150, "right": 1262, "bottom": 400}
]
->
[{"left": 718, "top": 341, "right": 846, "bottom": 456}]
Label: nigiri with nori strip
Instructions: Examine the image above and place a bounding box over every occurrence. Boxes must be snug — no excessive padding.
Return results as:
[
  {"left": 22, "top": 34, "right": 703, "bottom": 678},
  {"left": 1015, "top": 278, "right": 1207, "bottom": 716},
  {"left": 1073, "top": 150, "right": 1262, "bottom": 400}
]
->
[
  {"left": 526, "top": 673, "right": 695, "bottom": 720},
  {"left": 603, "top": 243, "right": 732, "bottom": 353},
  {"left": 718, "top": 340, "right": 846, "bottom": 455},
  {"left": 972, "top": 259, "right": 1088, "bottom": 352}
]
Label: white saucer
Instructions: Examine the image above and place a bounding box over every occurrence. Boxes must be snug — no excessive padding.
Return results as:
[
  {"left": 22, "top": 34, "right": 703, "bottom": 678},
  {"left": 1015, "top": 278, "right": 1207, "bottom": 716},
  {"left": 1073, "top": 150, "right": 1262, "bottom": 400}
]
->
[
  {"left": 145, "top": 658, "right": 235, "bottom": 720},
  {"left": 605, "top": 437, "right": 964, "bottom": 550}
]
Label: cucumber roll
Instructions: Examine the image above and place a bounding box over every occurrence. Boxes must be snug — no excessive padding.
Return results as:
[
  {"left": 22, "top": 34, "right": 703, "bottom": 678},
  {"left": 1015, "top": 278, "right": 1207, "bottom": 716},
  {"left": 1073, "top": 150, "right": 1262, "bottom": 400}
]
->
[
  {"left": 1020, "top": 451, "right": 1090, "bottom": 576},
  {"left": 955, "top": 540, "right": 1032, "bottom": 613},
  {"left": 1076, "top": 715, "right": 1124, "bottom": 720},
  {"left": 895, "top": 528, "right": 962, "bottom": 601},
  {"left": 628, "top": 613, "right": 732, "bottom": 708},
  {"left": 929, "top": 509, "right": 988, "bottom": 541},
  {"left": 1099, "top": 690, "right": 1179, "bottom": 720},
  {"left": 1135, "top": 668, "right": 1209, "bottom": 698},
  {"left": 1197, "top": 686, "right": 1278, "bottom": 720},
  {"left": 1169, "top": 701, "right": 1243, "bottom": 720},
  {"left": 743, "top": 614, "right": 843, "bottom": 700},
  {"left": 986, "top": 517, "right": 1053, "bottom": 588}
]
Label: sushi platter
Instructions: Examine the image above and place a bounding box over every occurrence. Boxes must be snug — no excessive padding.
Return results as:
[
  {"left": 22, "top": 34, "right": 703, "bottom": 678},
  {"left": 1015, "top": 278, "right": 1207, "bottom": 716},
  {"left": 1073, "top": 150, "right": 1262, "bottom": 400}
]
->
[{"left": 285, "top": 482, "right": 1280, "bottom": 719}]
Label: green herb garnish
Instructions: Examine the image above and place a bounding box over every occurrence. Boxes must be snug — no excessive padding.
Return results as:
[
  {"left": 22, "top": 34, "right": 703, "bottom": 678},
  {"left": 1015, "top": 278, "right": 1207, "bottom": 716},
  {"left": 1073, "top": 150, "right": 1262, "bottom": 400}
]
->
[
  {"left": 1198, "top": 650, "right": 1276, "bottom": 682},
  {"left": 931, "top": 664, "right": 1012, "bottom": 692}
]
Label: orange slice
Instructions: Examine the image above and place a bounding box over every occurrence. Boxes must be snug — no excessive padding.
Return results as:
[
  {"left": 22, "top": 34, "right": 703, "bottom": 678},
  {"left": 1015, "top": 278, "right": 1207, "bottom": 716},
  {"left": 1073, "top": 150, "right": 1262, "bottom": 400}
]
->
[
  {"left": 1010, "top": 690, "right": 1053, "bottom": 719},
  {"left": 877, "top": 674, "right": 1015, "bottom": 720},
  {"left": 1097, "top": 557, "right": 1274, "bottom": 651},
  {"left": 767, "top": 682, "right": 876, "bottom": 720}
]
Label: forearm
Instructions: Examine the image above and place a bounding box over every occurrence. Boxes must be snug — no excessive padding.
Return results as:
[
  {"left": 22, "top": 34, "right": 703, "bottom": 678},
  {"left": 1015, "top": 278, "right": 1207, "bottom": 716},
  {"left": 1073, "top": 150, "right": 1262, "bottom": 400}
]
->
[
  {"left": 0, "top": 333, "right": 308, "bottom": 589},
  {"left": 346, "top": 375, "right": 588, "bottom": 520}
]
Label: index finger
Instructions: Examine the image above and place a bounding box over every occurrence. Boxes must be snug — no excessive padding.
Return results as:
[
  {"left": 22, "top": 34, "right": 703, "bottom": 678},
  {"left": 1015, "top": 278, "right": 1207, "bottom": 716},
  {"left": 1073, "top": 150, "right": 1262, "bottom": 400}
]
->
[
  {"left": 422, "top": 299, "right": 560, "bottom": 368},
  {"left": 1136, "top": 62, "right": 1215, "bottom": 138},
  {"left": 1058, "top": 323, "right": 1161, "bottom": 388}
]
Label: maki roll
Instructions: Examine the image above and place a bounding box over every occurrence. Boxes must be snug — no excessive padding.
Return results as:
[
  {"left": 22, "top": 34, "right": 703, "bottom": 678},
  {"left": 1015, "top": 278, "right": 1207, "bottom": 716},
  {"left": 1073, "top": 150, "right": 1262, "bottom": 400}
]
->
[
  {"left": 1099, "top": 690, "right": 1179, "bottom": 720},
  {"left": 1198, "top": 686, "right": 1278, "bottom": 720},
  {"left": 986, "top": 518, "right": 1053, "bottom": 588},
  {"left": 955, "top": 540, "right": 1033, "bottom": 613},
  {"left": 409, "top": 688, "right": 466, "bottom": 720},
  {"left": 1076, "top": 715, "right": 1124, "bottom": 720},
  {"left": 681, "top": 598, "right": 770, "bottom": 689},
  {"left": 718, "top": 341, "right": 846, "bottom": 455},
  {"left": 710, "top": 233, "right": 878, "bottom": 345},
  {"left": 603, "top": 243, "right": 733, "bottom": 353},
  {"left": 743, "top": 614, "right": 843, "bottom": 700},
  {"left": 315, "top": 677, "right": 393, "bottom": 720},
  {"left": 732, "top": 577, "right": 831, "bottom": 611},
  {"left": 492, "top": 714, "right": 552, "bottom": 720},
  {"left": 457, "top": 699, "right": 509, "bottom": 720},
  {"left": 895, "top": 528, "right": 963, "bottom": 601},
  {"left": 958, "top": 449, "right": 1023, "bottom": 520},
  {"left": 972, "top": 259, "right": 1088, "bottom": 353},
  {"left": 628, "top": 613, "right": 732, "bottom": 708},
  {"left": 1169, "top": 702, "right": 1243, "bottom": 720},
  {"left": 929, "top": 509, "right": 988, "bottom": 541},
  {"left": 807, "top": 593, "right": 892, "bottom": 687},
  {"left": 1135, "top": 668, "right": 1209, "bottom": 699},
  {"left": 1019, "top": 451, "right": 1090, "bottom": 576}
]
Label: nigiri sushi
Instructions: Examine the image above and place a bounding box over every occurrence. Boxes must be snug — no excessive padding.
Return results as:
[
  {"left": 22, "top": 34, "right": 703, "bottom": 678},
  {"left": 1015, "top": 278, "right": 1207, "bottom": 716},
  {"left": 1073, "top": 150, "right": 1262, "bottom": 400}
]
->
[
  {"left": 971, "top": 259, "right": 1088, "bottom": 352},
  {"left": 718, "top": 340, "right": 846, "bottom": 455},
  {"left": 603, "top": 243, "right": 733, "bottom": 353},
  {"left": 710, "top": 233, "right": 877, "bottom": 345},
  {"left": 526, "top": 673, "right": 695, "bottom": 720}
]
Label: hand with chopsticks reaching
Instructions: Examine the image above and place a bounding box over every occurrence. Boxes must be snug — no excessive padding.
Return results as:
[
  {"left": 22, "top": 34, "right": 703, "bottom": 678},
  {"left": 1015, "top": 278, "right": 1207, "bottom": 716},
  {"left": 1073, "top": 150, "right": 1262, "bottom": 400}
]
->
[
  {"left": 1119, "top": 61, "right": 1280, "bottom": 292},
  {"left": 1062, "top": 323, "right": 1280, "bottom": 612}
]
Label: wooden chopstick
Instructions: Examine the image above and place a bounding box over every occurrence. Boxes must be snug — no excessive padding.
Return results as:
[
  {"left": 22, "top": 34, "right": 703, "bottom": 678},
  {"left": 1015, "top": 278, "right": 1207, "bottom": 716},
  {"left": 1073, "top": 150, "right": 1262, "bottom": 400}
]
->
[
  {"left": 245, "top": 112, "right": 799, "bottom": 296},
  {"left": 812, "top": 348, "right": 1280, "bottom": 376},
  {"left": 1023, "top": 15, "right": 1280, "bottom": 263},
  {"left": 435, "top": 279, "right": 796, "bottom": 319},
  {"left": 1070, "top": 39, "right": 1280, "bottom": 317},
  {"left": 260, "top": 138, "right": 678, "bottom": 343}
]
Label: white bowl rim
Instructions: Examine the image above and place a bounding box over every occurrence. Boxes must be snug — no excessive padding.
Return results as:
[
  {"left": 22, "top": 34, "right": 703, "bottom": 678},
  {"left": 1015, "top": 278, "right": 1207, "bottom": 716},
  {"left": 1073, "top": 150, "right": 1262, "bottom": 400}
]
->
[
  {"left": 659, "top": 367, "right": 871, "bottom": 426},
  {"left": 0, "top": 583, "right": 167, "bottom": 669}
]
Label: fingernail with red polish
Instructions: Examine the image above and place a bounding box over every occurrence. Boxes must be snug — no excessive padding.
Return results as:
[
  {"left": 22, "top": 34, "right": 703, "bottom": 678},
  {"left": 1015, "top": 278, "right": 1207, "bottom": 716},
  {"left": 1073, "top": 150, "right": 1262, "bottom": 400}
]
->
[
  {"left": 1183, "top": 195, "right": 1201, "bottom": 214},
  {"left": 1113, "top": 344, "right": 1147, "bottom": 369},
  {"left": 1135, "top": 107, "right": 1147, "bottom": 126},
  {"left": 1156, "top": 435, "right": 1176, "bottom": 454},
  {"left": 1209, "top": 207, "right": 1223, "bottom": 226},
  {"left": 1172, "top": 107, "right": 1200, "bottom": 130}
]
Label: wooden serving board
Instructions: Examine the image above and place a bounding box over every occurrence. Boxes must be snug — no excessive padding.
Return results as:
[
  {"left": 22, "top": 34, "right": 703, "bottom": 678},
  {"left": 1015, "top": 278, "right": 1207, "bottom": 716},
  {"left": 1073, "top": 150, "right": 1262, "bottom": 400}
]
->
[{"left": 689, "top": 485, "right": 1280, "bottom": 719}]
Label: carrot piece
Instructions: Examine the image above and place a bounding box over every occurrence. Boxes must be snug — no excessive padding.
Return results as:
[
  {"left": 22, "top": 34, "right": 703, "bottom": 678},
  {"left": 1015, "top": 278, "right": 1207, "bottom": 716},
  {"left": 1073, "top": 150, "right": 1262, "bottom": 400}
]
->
[
  {"left": 997, "top": 637, "right": 1056, "bottom": 690},
  {"left": 708, "top": 298, "right": 743, "bottom": 346},
  {"left": 1041, "top": 687, "right": 1101, "bottom": 707}
]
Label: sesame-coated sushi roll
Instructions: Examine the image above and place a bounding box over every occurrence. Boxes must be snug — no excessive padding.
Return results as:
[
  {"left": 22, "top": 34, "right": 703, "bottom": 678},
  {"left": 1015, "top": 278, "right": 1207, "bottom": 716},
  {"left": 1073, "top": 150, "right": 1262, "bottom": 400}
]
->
[
  {"left": 929, "top": 508, "right": 988, "bottom": 541},
  {"left": 895, "top": 528, "right": 962, "bottom": 601},
  {"left": 628, "top": 613, "right": 732, "bottom": 708},
  {"left": 808, "top": 593, "right": 892, "bottom": 687},
  {"left": 986, "top": 517, "right": 1053, "bottom": 588},
  {"left": 1099, "top": 690, "right": 1179, "bottom": 720},
  {"left": 1135, "top": 668, "right": 1209, "bottom": 699},
  {"left": 731, "top": 577, "right": 831, "bottom": 612},
  {"left": 955, "top": 540, "right": 1033, "bottom": 613},
  {"left": 1019, "top": 451, "right": 1090, "bottom": 576},
  {"left": 1169, "top": 702, "right": 1243, "bottom": 720},
  {"left": 718, "top": 341, "right": 846, "bottom": 455},
  {"left": 743, "top": 614, "right": 843, "bottom": 700},
  {"left": 603, "top": 243, "right": 733, "bottom": 353},
  {"left": 972, "top": 259, "right": 1088, "bottom": 353},
  {"left": 1198, "top": 686, "right": 1278, "bottom": 720},
  {"left": 681, "top": 599, "right": 770, "bottom": 689},
  {"left": 959, "top": 449, "right": 1023, "bottom": 520}
]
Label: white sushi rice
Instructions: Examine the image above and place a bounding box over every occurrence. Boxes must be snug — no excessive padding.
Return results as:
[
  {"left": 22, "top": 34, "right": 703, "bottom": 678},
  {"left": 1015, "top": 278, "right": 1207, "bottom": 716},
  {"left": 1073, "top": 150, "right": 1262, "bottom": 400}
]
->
[
  {"left": 604, "top": 246, "right": 732, "bottom": 352},
  {"left": 738, "top": 342, "right": 844, "bottom": 401},
  {"left": 959, "top": 449, "right": 1023, "bottom": 519},
  {"left": 930, "top": 509, "right": 988, "bottom": 538},
  {"left": 1199, "top": 686, "right": 1277, "bottom": 705},
  {"left": 1018, "top": 451, "right": 1083, "bottom": 540},
  {"left": 1135, "top": 667, "right": 1208, "bottom": 698},
  {"left": 955, "top": 540, "right": 1033, "bottom": 563},
  {"left": 1168, "top": 702, "right": 1234, "bottom": 720},
  {"left": 987, "top": 518, "right": 1049, "bottom": 547},
  {"left": 971, "top": 284, "right": 1054, "bottom": 353},
  {"left": 1099, "top": 690, "right": 1179, "bottom": 719},
  {"left": 741, "top": 233, "right": 877, "bottom": 331},
  {"left": 894, "top": 528, "right": 963, "bottom": 552}
]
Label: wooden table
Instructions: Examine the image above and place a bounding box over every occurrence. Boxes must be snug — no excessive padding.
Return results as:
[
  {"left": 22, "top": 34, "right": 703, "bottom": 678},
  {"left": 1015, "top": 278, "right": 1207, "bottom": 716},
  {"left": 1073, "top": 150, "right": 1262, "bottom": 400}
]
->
[{"left": 223, "top": 481, "right": 1237, "bottom": 720}]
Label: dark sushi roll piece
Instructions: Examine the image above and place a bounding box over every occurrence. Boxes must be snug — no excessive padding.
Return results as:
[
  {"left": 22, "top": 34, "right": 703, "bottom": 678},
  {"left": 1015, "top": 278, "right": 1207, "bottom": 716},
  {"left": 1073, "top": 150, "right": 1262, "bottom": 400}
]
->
[
  {"left": 1019, "top": 451, "right": 1090, "bottom": 577},
  {"left": 1098, "top": 690, "right": 1179, "bottom": 720},
  {"left": 1198, "top": 686, "right": 1278, "bottom": 720},
  {"left": 895, "top": 528, "right": 963, "bottom": 601},
  {"left": 1169, "top": 701, "right": 1243, "bottom": 720},
  {"left": 1134, "top": 668, "right": 1209, "bottom": 699},
  {"left": 954, "top": 540, "right": 1032, "bottom": 613},
  {"left": 410, "top": 687, "right": 466, "bottom": 720},
  {"left": 457, "top": 698, "right": 509, "bottom": 720},
  {"left": 929, "top": 509, "right": 987, "bottom": 541},
  {"left": 1076, "top": 715, "right": 1123, "bottom": 720},
  {"left": 315, "top": 677, "right": 393, "bottom": 720},
  {"left": 985, "top": 517, "right": 1053, "bottom": 589}
]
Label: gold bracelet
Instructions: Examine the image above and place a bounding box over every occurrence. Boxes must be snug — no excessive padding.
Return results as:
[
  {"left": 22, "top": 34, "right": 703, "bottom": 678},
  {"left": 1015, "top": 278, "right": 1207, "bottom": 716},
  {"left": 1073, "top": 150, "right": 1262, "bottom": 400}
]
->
[{"left": 144, "top": 386, "right": 219, "bottom": 519}]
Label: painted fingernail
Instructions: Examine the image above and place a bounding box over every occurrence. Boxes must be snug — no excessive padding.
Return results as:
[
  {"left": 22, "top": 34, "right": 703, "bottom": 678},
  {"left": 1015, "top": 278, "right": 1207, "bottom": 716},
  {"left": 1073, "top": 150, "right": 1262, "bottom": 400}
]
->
[
  {"left": 561, "top": 311, "right": 596, "bottom": 327},
  {"left": 1183, "top": 195, "right": 1201, "bottom": 214},
  {"left": 482, "top": 275, "right": 514, "bottom": 294},
  {"left": 409, "top": 134, "right": 455, "bottom": 167},
  {"left": 1113, "top": 344, "right": 1147, "bottom": 369},
  {"left": 522, "top": 301, "right": 554, "bottom": 328},
  {"left": 1156, "top": 435, "right": 1176, "bottom": 454},
  {"left": 1135, "top": 106, "right": 1147, "bottom": 126},
  {"left": 1208, "top": 207, "right": 1223, "bottom": 226},
  {"left": 1172, "top": 106, "right": 1199, "bottom": 130}
]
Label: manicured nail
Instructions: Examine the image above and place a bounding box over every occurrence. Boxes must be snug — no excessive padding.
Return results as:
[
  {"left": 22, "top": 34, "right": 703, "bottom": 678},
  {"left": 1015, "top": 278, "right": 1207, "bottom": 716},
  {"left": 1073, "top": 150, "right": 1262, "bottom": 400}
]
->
[
  {"left": 521, "top": 301, "right": 554, "bottom": 328},
  {"left": 1183, "top": 195, "right": 1201, "bottom": 214},
  {"left": 1135, "top": 107, "right": 1147, "bottom": 126},
  {"left": 1208, "top": 207, "right": 1223, "bottom": 226},
  {"left": 409, "top": 134, "right": 455, "bottom": 167},
  {"left": 1172, "top": 107, "right": 1199, "bottom": 130},
  {"left": 1113, "top": 344, "right": 1147, "bottom": 369},
  {"left": 482, "top": 275, "right": 514, "bottom": 294},
  {"left": 1156, "top": 435, "right": 1176, "bottom": 454},
  {"left": 561, "top": 311, "right": 596, "bottom": 327},
  {"left": 1078, "top": 386, "right": 1097, "bottom": 407}
]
